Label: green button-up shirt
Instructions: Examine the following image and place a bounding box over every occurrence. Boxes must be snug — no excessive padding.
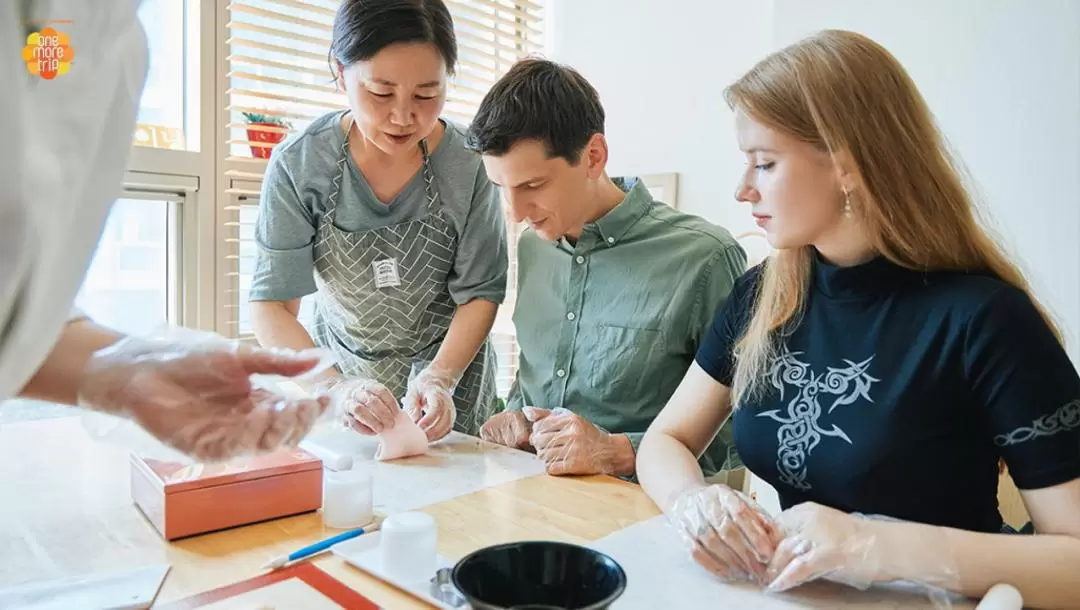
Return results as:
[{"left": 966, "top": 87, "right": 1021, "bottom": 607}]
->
[{"left": 506, "top": 178, "right": 748, "bottom": 475}]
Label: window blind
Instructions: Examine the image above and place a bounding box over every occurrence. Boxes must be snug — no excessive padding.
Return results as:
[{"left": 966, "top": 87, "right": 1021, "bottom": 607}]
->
[{"left": 220, "top": 0, "right": 544, "bottom": 400}]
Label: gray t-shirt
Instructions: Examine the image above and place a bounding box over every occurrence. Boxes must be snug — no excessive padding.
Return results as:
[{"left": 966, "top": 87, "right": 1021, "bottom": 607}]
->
[{"left": 249, "top": 110, "right": 508, "bottom": 306}]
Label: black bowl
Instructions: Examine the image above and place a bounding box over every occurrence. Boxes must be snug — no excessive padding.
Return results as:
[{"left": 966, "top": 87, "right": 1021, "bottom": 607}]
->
[{"left": 451, "top": 540, "right": 627, "bottom": 610}]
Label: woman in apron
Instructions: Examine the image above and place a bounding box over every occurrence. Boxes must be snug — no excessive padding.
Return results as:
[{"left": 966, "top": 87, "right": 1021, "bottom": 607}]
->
[{"left": 248, "top": 0, "right": 505, "bottom": 441}]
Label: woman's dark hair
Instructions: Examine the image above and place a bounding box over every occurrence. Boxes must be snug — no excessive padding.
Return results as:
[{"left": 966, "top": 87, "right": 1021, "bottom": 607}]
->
[{"left": 328, "top": 0, "right": 458, "bottom": 77}]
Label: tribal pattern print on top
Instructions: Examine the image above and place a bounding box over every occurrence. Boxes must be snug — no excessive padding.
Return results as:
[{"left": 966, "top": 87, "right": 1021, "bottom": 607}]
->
[
  {"left": 995, "top": 398, "right": 1080, "bottom": 446},
  {"left": 759, "top": 346, "right": 880, "bottom": 491},
  {"left": 702, "top": 257, "right": 1080, "bottom": 531}
]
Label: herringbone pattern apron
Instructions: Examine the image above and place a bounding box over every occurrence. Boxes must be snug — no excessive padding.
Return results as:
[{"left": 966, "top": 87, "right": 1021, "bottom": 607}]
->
[{"left": 310, "top": 119, "right": 497, "bottom": 435}]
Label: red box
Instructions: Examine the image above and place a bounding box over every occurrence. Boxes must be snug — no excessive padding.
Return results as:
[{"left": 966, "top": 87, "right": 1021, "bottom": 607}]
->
[{"left": 130, "top": 449, "right": 323, "bottom": 540}]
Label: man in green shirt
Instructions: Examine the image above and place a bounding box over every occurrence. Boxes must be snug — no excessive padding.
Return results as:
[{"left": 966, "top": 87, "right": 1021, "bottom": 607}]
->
[{"left": 466, "top": 58, "right": 747, "bottom": 479}]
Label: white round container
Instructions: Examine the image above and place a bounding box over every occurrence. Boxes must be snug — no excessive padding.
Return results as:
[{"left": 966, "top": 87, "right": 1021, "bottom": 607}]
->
[
  {"left": 321, "top": 466, "right": 373, "bottom": 529},
  {"left": 380, "top": 511, "right": 438, "bottom": 583}
]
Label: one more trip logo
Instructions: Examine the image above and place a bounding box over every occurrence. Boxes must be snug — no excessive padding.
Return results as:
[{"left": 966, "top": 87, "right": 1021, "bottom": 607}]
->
[{"left": 23, "top": 27, "right": 74, "bottom": 80}]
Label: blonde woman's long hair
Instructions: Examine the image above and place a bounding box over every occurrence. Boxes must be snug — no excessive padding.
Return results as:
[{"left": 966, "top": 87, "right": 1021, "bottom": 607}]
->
[{"left": 725, "top": 29, "right": 1060, "bottom": 408}]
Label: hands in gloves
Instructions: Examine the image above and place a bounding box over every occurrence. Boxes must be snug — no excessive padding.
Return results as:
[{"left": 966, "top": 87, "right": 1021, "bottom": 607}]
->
[
  {"left": 403, "top": 364, "right": 459, "bottom": 441},
  {"left": 667, "top": 484, "right": 781, "bottom": 583},
  {"left": 322, "top": 364, "right": 460, "bottom": 441},
  {"left": 764, "top": 502, "right": 956, "bottom": 595},
  {"left": 319, "top": 377, "right": 400, "bottom": 436},
  {"left": 77, "top": 336, "right": 332, "bottom": 463},
  {"left": 668, "top": 491, "right": 957, "bottom": 596},
  {"left": 479, "top": 409, "right": 533, "bottom": 451},
  {"left": 764, "top": 502, "right": 879, "bottom": 592},
  {"left": 524, "top": 407, "right": 633, "bottom": 476}
]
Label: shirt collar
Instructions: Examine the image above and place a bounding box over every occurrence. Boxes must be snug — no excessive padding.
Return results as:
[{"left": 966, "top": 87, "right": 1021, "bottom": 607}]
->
[
  {"left": 811, "top": 248, "right": 921, "bottom": 299},
  {"left": 587, "top": 177, "right": 652, "bottom": 247}
]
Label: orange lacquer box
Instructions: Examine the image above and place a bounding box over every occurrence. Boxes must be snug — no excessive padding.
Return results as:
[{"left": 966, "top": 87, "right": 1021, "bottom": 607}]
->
[{"left": 130, "top": 449, "right": 323, "bottom": 541}]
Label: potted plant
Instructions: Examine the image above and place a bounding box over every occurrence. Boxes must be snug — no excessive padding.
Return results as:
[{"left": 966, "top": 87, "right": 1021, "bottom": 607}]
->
[{"left": 241, "top": 111, "right": 292, "bottom": 159}]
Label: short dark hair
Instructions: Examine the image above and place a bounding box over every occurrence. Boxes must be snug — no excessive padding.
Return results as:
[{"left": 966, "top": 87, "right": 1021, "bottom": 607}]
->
[
  {"left": 466, "top": 58, "right": 605, "bottom": 163},
  {"left": 328, "top": 0, "right": 457, "bottom": 76}
]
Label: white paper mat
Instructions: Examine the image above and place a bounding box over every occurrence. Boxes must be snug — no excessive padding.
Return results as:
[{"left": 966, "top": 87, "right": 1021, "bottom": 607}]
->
[
  {"left": 302, "top": 428, "right": 547, "bottom": 512},
  {"left": 332, "top": 531, "right": 456, "bottom": 609},
  {"left": 587, "top": 515, "right": 975, "bottom": 609},
  {"left": 0, "top": 564, "right": 170, "bottom": 610}
]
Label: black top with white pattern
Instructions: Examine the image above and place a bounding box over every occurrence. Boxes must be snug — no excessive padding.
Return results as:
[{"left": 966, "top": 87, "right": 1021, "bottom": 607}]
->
[{"left": 696, "top": 252, "right": 1080, "bottom": 533}]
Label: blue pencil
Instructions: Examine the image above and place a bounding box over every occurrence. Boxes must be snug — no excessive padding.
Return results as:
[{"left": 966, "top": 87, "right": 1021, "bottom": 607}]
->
[{"left": 262, "top": 521, "right": 381, "bottom": 570}]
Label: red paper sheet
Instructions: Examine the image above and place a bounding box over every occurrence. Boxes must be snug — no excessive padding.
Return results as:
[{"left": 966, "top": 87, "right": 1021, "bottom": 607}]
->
[{"left": 155, "top": 562, "right": 379, "bottom": 610}]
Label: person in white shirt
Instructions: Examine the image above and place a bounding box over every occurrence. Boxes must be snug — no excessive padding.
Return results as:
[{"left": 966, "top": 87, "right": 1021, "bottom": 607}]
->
[{"left": 1, "top": 0, "right": 329, "bottom": 462}]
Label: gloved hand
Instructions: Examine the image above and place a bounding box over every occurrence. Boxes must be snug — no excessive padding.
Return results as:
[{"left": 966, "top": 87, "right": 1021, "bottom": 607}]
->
[
  {"left": 318, "top": 377, "right": 400, "bottom": 436},
  {"left": 403, "top": 363, "right": 458, "bottom": 442},
  {"left": 525, "top": 407, "right": 631, "bottom": 476},
  {"left": 667, "top": 484, "right": 781, "bottom": 583},
  {"left": 77, "top": 336, "right": 332, "bottom": 463},
  {"left": 764, "top": 502, "right": 957, "bottom": 595},
  {"left": 479, "top": 409, "right": 533, "bottom": 451}
]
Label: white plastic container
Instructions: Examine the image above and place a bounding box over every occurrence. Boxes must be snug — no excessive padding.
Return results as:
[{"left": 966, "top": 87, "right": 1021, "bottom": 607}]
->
[
  {"left": 380, "top": 511, "right": 438, "bottom": 583},
  {"left": 321, "top": 466, "right": 373, "bottom": 529}
]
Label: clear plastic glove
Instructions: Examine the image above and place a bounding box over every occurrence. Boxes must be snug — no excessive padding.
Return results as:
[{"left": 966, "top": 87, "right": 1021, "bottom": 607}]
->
[
  {"left": 77, "top": 335, "right": 333, "bottom": 463},
  {"left": 764, "top": 502, "right": 958, "bottom": 596},
  {"left": 479, "top": 409, "right": 533, "bottom": 451},
  {"left": 667, "top": 484, "right": 781, "bottom": 583},
  {"left": 319, "top": 377, "right": 400, "bottom": 436},
  {"left": 525, "top": 407, "right": 631, "bottom": 476},
  {"left": 402, "top": 363, "right": 458, "bottom": 442}
]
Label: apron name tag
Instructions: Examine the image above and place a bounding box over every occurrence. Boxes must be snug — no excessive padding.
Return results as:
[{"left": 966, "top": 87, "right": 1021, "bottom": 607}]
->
[{"left": 371, "top": 258, "right": 402, "bottom": 289}]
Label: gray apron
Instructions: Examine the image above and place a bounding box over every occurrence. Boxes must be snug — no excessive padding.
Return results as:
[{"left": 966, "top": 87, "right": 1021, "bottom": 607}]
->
[{"left": 310, "top": 118, "right": 497, "bottom": 435}]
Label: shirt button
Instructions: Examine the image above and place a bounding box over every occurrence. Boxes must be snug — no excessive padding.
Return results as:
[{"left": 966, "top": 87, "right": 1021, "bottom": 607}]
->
[
  {"left": 566, "top": 312, "right": 576, "bottom": 321},
  {"left": 576, "top": 256, "right": 585, "bottom": 264},
  {"left": 556, "top": 369, "right": 566, "bottom": 378},
  {"left": 607, "top": 236, "right": 615, "bottom": 244}
]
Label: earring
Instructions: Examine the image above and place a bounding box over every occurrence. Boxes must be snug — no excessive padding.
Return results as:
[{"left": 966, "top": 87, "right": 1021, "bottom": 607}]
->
[{"left": 843, "top": 188, "right": 853, "bottom": 218}]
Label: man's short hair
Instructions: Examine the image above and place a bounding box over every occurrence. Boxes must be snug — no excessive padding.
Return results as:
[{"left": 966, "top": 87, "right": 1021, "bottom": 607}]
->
[{"left": 466, "top": 58, "right": 605, "bottom": 164}]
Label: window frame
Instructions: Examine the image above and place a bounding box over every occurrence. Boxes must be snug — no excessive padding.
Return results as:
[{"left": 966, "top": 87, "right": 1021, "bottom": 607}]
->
[
  {"left": 219, "top": 181, "right": 266, "bottom": 339},
  {"left": 118, "top": 186, "right": 184, "bottom": 327},
  {"left": 122, "top": 0, "right": 219, "bottom": 333},
  {"left": 124, "top": 173, "right": 203, "bottom": 327},
  {"left": 78, "top": 179, "right": 195, "bottom": 334}
]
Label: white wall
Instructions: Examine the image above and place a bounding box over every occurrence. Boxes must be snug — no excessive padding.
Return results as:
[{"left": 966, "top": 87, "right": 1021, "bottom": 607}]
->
[
  {"left": 547, "top": 0, "right": 774, "bottom": 239},
  {"left": 549, "top": 0, "right": 1080, "bottom": 359},
  {"left": 773, "top": 0, "right": 1080, "bottom": 359}
]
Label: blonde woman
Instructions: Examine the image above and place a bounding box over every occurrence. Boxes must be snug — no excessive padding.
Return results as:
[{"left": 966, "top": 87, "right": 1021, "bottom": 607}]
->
[{"left": 636, "top": 30, "right": 1080, "bottom": 608}]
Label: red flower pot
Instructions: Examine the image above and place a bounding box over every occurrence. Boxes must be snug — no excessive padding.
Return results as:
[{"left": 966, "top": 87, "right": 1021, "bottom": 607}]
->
[{"left": 246, "top": 122, "right": 287, "bottom": 159}]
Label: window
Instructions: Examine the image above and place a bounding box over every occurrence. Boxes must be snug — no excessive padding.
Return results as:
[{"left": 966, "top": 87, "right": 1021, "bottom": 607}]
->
[
  {"left": 224, "top": 0, "right": 340, "bottom": 161},
  {"left": 221, "top": 0, "right": 545, "bottom": 162},
  {"left": 235, "top": 202, "right": 259, "bottom": 335},
  {"left": 232, "top": 197, "right": 315, "bottom": 336},
  {"left": 133, "top": 0, "right": 194, "bottom": 151},
  {"left": 75, "top": 196, "right": 181, "bottom": 336},
  {"left": 220, "top": 1, "right": 546, "bottom": 400}
]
